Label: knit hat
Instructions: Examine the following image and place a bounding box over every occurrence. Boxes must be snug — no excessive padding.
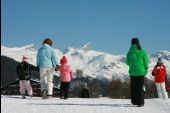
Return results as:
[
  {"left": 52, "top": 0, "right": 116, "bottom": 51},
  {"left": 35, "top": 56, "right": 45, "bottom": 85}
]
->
[
  {"left": 131, "top": 37, "right": 141, "bottom": 50},
  {"left": 22, "top": 56, "right": 29, "bottom": 62},
  {"left": 60, "top": 56, "right": 68, "bottom": 64},
  {"left": 83, "top": 83, "right": 87, "bottom": 87},
  {"left": 158, "top": 57, "right": 163, "bottom": 63},
  {"left": 131, "top": 38, "right": 139, "bottom": 45}
]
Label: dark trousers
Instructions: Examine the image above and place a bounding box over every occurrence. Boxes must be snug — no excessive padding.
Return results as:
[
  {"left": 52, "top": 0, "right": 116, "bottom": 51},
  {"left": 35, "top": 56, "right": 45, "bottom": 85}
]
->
[
  {"left": 130, "top": 76, "right": 144, "bottom": 105},
  {"left": 60, "top": 82, "right": 70, "bottom": 99}
]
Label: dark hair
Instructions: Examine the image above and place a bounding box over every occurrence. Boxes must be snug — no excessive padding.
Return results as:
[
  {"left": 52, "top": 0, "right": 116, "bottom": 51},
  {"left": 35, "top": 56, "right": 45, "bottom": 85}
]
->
[
  {"left": 131, "top": 38, "right": 142, "bottom": 50},
  {"left": 43, "top": 38, "right": 52, "bottom": 46}
]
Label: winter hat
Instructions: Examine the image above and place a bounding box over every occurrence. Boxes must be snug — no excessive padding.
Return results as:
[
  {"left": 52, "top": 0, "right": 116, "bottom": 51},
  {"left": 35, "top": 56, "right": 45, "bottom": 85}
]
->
[
  {"left": 83, "top": 83, "right": 87, "bottom": 87},
  {"left": 131, "top": 37, "right": 141, "bottom": 50},
  {"left": 131, "top": 38, "right": 139, "bottom": 45},
  {"left": 158, "top": 57, "right": 163, "bottom": 63},
  {"left": 60, "top": 56, "right": 68, "bottom": 64},
  {"left": 22, "top": 56, "right": 29, "bottom": 62}
]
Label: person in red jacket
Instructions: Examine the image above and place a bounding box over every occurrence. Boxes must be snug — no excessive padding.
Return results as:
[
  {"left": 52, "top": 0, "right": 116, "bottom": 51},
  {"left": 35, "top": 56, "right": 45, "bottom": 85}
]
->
[{"left": 152, "top": 57, "right": 168, "bottom": 100}]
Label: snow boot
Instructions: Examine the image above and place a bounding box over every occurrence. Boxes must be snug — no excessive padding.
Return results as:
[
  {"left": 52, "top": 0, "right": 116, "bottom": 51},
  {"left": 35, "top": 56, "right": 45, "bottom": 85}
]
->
[
  {"left": 22, "top": 94, "right": 26, "bottom": 99},
  {"left": 60, "top": 96, "right": 64, "bottom": 99},
  {"left": 42, "top": 89, "right": 47, "bottom": 99},
  {"left": 137, "top": 104, "right": 144, "bottom": 107},
  {"left": 30, "top": 94, "right": 33, "bottom": 98},
  {"left": 47, "top": 94, "right": 52, "bottom": 99}
]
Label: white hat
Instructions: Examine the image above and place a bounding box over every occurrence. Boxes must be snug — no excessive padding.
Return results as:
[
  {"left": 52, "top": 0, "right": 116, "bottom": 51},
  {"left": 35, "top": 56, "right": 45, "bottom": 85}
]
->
[
  {"left": 158, "top": 57, "right": 163, "bottom": 63},
  {"left": 83, "top": 83, "right": 87, "bottom": 87},
  {"left": 22, "top": 56, "right": 29, "bottom": 62}
]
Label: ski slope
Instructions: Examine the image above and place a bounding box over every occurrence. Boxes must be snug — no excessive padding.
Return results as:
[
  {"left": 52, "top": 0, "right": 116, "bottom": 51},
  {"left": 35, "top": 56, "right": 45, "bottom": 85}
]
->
[{"left": 1, "top": 95, "right": 170, "bottom": 113}]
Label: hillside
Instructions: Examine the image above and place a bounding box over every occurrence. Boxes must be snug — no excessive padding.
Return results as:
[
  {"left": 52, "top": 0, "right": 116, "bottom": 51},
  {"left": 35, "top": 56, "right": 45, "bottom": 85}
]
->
[{"left": 1, "top": 44, "right": 170, "bottom": 81}]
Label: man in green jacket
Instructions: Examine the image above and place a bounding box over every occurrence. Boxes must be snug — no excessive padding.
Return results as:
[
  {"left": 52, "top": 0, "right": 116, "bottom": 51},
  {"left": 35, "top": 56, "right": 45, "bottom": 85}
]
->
[{"left": 126, "top": 38, "right": 149, "bottom": 107}]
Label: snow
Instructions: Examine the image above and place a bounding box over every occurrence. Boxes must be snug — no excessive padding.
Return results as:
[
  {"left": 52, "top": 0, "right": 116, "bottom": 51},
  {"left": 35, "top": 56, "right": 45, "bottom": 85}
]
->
[
  {"left": 1, "top": 95, "right": 170, "bottom": 113},
  {"left": 1, "top": 44, "right": 170, "bottom": 81}
]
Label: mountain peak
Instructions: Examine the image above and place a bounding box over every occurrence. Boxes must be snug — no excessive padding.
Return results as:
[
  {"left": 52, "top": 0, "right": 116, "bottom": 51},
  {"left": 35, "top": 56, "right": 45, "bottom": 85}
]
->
[
  {"left": 22, "top": 44, "right": 36, "bottom": 51},
  {"left": 152, "top": 50, "right": 170, "bottom": 60},
  {"left": 22, "top": 44, "right": 34, "bottom": 48},
  {"left": 1, "top": 44, "right": 170, "bottom": 81},
  {"left": 1, "top": 45, "right": 8, "bottom": 50},
  {"left": 82, "top": 42, "right": 92, "bottom": 51}
]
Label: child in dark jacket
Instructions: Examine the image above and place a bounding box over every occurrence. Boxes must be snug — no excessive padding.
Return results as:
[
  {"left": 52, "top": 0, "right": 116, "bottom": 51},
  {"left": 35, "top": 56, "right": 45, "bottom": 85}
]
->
[
  {"left": 81, "top": 83, "right": 90, "bottom": 98},
  {"left": 16, "top": 56, "right": 38, "bottom": 99},
  {"left": 55, "top": 56, "right": 74, "bottom": 99}
]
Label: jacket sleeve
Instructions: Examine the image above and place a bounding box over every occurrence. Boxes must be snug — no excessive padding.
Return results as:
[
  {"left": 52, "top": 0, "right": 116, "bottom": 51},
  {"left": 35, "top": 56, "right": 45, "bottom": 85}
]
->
[
  {"left": 16, "top": 65, "right": 21, "bottom": 80},
  {"left": 164, "top": 66, "right": 167, "bottom": 77},
  {"left": 36, "top": 51, "right": 40, "bottom": 67},
  {"left": 70, "top": 70, "right": 74, "bottom": 80},
  {"left": 152, "top": 66, "right": 157, "bottom": 76},
  {"left": 69, "top": 66, "right": 75, "bottom": 80},
  {"left": 29, "top": 64, "right": 39, "bottom": 72},
  {"left": 125, "top": 53, "right": 130, "bottom": 66},
  {"left": 87, "top": 88, "right": 90, "bottom": 98},
  {"left": 164, "top": 66, "right": 168, "bottom": 84},
  {"left": 143, "top": 50, "right": 149, "bottom": 74},
  {"left": 51, "top": 49, "right": 58, "bottom": 68}
]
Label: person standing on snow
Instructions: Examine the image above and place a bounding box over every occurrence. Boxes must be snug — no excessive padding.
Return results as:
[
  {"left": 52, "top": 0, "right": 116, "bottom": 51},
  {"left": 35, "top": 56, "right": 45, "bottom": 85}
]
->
[
  {"left": 16, "top": 56, "right": 39, "bottom": 99},
  {"left": 37, "top": 38, "right": 58, "bottom": 99},
  {"left": 152, "top": 57, "right": 168, "bottom": 100},
  {"left": 81, "top": 83, "right": 90, "bottom": 98},
  {"left": 126, "top": 38, "right": 149, "bottom": 107},
  {"left": 55, "top": 56, "right": 74, "bottom": 99}
]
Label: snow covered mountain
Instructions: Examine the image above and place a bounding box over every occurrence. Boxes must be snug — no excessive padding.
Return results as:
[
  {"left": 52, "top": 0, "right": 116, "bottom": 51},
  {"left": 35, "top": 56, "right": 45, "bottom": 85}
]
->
[{"left": 1, "top": 44, "right": 170, "bottom": 81}]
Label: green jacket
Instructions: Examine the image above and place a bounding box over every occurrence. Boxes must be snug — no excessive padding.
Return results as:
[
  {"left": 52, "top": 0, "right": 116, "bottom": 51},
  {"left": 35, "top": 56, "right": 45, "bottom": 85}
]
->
[{"left": 126, "top": 44, "right": 149, "bottom": 76}]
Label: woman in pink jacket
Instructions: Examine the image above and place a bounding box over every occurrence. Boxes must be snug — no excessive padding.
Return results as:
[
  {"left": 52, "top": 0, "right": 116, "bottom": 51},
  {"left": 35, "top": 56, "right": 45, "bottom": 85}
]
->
[{"left": 56, "top": 56, "right": 74, "bottom": 99}]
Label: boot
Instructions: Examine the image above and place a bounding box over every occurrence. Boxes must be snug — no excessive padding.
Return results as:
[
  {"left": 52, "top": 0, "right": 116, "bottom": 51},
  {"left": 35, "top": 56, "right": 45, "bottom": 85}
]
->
[
  {"left": 47, "top": 94, "right": 52, "bottom": 99},
  {"left": 22, "top": 94, "right": 26, "bottom": 99},
  {"left": 41, "top": 89, "right": 47, "bottom": 99}
]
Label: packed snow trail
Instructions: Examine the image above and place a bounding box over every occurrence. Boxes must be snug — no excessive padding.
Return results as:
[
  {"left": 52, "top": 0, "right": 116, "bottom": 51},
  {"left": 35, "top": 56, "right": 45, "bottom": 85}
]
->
[{"left": 1, "top": 96, "right": 170, "bottom": 113}]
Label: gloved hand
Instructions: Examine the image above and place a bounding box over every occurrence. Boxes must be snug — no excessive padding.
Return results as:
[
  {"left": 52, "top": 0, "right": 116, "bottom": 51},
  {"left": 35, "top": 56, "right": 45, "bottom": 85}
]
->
[
  {"left": 55, "top": 65, "right": 60, "bottom": 71},
  {"left": 165, "top": 77, "right": 168, "bottom": 85},
  {"left": 36, "top": 67, "right": 40, "bottom": 72}
]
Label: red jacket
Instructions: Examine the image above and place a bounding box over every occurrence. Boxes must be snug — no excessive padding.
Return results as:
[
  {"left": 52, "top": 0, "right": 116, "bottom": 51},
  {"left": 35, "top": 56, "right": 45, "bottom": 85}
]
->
[{"left": 152, "top": 63, "right": 167, "bottom": 83}]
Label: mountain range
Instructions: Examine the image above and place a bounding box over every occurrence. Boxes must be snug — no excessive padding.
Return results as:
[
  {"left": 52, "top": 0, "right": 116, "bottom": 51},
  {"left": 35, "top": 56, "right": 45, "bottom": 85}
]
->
[{"left": 1, "top": 44, "right": 170, "bottom": 81}]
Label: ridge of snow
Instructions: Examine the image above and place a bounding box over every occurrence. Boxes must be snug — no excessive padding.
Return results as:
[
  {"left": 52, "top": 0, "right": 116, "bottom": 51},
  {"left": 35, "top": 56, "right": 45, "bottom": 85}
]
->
[
  {"left": 151, "top": 50, "right": 170, "bottom": 60},
  {"left": 81, "top": 42, "right": 92, "bottom": 51},
  {"left": 1, "top": 44, "right": 170, "bottom": 81}
]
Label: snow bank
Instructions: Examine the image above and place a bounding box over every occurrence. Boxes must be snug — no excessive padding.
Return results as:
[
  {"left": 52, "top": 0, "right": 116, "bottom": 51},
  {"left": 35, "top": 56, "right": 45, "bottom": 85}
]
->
[{"left": 1, "top": 96, "right": 170, "bottom": 113}]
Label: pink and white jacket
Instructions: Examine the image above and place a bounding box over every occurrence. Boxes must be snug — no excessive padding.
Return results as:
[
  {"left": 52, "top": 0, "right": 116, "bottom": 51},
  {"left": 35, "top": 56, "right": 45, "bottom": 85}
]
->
[{"left": 58, "top": 64, "right": 74, "bottom": 82}]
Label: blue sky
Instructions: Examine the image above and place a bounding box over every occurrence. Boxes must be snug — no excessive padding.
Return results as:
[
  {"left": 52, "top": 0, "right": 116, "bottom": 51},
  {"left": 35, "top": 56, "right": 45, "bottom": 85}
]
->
[{"left": 1, "top": 0, "right": 170, "bottom": 54}]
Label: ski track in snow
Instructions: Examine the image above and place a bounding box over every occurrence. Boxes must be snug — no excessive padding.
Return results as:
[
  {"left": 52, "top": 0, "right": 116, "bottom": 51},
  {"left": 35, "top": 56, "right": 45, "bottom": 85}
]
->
[{"left": 1, "top": 95, "right": 170, "bottom": 113}]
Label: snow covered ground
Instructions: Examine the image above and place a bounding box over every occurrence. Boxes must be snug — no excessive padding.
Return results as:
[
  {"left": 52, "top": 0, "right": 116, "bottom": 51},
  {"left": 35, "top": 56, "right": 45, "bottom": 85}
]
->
[{"left": 1, "top": 95, "right": 170, "bottom": 113}]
